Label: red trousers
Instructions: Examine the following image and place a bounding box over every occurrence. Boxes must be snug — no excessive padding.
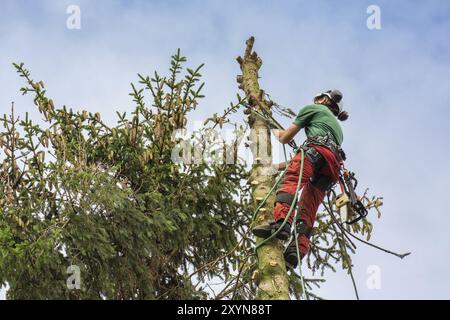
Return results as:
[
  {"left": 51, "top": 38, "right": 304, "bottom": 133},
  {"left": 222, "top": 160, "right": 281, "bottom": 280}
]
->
[{"left": 273, "top": 145, "right": 340, "bottom": 257}]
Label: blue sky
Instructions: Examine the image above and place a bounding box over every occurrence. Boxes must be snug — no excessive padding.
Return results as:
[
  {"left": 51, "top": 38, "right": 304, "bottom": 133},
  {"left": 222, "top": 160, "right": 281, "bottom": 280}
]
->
[{"left": 1, "top": 0, "right": 450, "bottom": 299}]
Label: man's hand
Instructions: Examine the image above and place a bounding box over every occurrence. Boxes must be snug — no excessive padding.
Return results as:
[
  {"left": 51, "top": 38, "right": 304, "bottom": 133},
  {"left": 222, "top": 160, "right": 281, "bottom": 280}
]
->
[
  {"left": 272, "top": 124, "right": 301, "bottom": 145},
  {"left": 272, "top": 129, "right": 284, "bottom": 142}
]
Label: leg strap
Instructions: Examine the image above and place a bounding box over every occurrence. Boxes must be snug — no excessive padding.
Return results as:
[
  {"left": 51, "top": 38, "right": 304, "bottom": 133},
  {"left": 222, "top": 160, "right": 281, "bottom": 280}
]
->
[{"left": 276, "top": 192, "right": 295, "bottom": 205}]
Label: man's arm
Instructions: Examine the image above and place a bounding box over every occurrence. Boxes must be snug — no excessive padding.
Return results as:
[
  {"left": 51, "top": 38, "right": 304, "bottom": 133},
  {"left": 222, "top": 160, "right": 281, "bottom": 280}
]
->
[{"left": 273, "top": 123, "right": 301, "bottom": 145}]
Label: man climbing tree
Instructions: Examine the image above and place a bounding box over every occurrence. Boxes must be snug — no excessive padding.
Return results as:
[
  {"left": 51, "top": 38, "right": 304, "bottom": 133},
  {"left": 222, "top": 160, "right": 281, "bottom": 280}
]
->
[
  {"left": 252, "top": 90, "right": 349, "bottom": 269},
  {"left": 236, "top": 37, "right": 408, "bottom": 301}
]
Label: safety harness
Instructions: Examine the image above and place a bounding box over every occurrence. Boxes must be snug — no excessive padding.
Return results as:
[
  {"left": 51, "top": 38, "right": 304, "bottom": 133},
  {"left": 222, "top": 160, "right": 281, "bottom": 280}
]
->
[
  {"left": 276, "top": 132, "right": 368, "bottom": 226},
  {"left": 304, "top": 131, "right": 346, "bottom": 162},
  {"left": 301, "top": 133, "right": 368, "bottom": 225}
]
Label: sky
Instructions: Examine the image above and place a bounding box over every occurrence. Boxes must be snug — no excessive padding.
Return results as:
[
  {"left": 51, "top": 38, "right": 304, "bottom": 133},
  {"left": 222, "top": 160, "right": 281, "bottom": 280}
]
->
[{"left": 1, "top": 0, "right": 450, "bottom": 300}]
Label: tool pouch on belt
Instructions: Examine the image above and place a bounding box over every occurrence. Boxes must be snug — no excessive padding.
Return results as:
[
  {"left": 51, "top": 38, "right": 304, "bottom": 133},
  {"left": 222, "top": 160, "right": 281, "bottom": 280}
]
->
[{"left": 303, "top": 146, "right": 325, "bottom": 172}]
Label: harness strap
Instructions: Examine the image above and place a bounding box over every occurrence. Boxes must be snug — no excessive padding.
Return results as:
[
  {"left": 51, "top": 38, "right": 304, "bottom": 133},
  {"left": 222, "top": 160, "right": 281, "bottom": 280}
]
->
[
  {"left": 276, "top": 192, "right": 295, "bottom": 205},
  {"left": 275, "top": 194, "right": 313, "bottom": 239},
  {"left": 305, "top": 132, "right": 346, "bottom": 161}
]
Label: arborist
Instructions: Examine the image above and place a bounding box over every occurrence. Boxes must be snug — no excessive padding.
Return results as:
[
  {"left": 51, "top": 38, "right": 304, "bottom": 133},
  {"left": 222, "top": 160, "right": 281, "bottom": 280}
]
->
[{"left": 252, "top": 89, "right": 349, "bottom": 269}]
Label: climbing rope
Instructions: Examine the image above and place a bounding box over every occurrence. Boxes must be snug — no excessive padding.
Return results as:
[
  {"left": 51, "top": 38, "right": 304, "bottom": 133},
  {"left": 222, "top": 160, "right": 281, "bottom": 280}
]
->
[
  {"left": 254, "top": 149, "right": 304, "bottom": 250},
  {"left": 251, "top": 166, "right": 288, "bottom": 222},
  {"left": 244, "top": 105, "right": 298, "bottom": 149},
  {"left": 325, "top": 193, "right": 411, "bottom": 259},
  {"left": 245, "top": 104, "right": 308, "bottom": 299},
  {"left": 250, "top": 143, "right": 308, "bottom": 299},
  {"left": 289, "top": 150, "right": 309, "bottom": 300}
]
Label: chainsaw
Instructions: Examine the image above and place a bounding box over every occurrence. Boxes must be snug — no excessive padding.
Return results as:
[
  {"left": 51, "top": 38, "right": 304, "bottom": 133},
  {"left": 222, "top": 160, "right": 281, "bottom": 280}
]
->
[{"left": 334, "top": 167, "right": 368, "bottom": 224}]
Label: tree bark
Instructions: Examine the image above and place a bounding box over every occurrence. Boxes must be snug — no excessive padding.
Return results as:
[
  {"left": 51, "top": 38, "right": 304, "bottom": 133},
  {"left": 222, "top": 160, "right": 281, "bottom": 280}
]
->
[{"left": 237, "top": 37, "right": 290, "bottom": 300}]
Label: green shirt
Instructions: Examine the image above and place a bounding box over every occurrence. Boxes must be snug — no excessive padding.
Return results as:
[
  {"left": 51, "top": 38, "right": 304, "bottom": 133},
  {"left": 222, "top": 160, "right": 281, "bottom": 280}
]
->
[{"left": 293, "top": 104, "right": 343, "bottom": 145}]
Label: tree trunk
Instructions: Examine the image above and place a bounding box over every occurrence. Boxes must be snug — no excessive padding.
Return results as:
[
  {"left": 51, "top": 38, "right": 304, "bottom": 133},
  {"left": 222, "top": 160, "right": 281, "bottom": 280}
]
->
[{"left": 236, "top": 37, "right": 290, "bottom": 300}]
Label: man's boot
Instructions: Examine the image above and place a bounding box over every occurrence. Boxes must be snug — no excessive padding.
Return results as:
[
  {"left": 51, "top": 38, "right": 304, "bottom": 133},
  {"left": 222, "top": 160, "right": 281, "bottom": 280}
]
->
[
  {"left": 283, "top": 220, "right": 311, "bottom": 270},
  {"left": 284, "top": 240, "right": 299, "bottom": 270},
  {"left": 252, "top": 220, "right": 291, "bottom": 241}
]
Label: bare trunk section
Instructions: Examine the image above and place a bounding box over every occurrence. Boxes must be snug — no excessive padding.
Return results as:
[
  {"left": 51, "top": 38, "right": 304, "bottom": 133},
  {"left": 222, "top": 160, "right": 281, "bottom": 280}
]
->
[{"left": 237, "top": 37, "right": 290, "bottom": 300}]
